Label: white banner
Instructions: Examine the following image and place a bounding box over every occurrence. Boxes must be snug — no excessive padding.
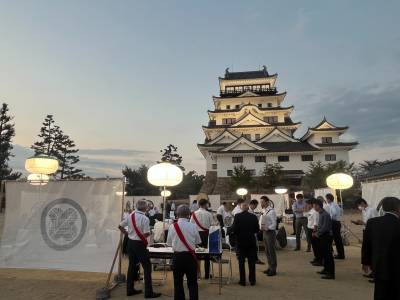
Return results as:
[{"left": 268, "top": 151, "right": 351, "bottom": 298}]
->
[
  {"left": 361, "top": 179, "right": 400, "bottom": 209},
  {"left": 0, "top": 179, "right": 123, "bottom": 272}
]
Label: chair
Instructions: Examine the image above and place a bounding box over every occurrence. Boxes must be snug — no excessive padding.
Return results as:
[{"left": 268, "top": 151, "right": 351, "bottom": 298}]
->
[{"left": 209, "top": 241, "right": 233, "bottom": 285}]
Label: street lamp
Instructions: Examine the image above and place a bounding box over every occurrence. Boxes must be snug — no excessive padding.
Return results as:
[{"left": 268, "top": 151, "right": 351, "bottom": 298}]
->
[
  {"left": 326, "top": 173, "right": 353, "bottom": 205},
  {"left": 27, "top": 173, "right": 49, "bottom": 186},
  {"left": 160, "top": 190, "right": 172, "bottom": 198},
  {"left": 236, "top": 187, "right": 248, "bottom": 199},
  {"left": 274, "top": 186, "right": 288, "bottom": 194},
  {"left": 147, "top": 162, "right": 183, "bottom": 223},
  {"left": 25, "top": 154, "right": 59, "bottom": 175}
]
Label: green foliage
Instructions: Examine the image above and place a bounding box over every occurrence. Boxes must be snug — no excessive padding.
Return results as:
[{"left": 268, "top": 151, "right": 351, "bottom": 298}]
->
[
  {"left": 159, "top": 144, "right": 184, "bottom": 171},
  {"left": 259, "top": 163, "right": 284, "bottom": 188},
  {"left": 0, "top": 103, "right": 21, "bottom": 181},
  {"left": 123, "top": 164, "right": 160, "bottom": 196},
  {"left": 170, "top": 170, "right": 205, "bottom": 199},
  {"left": 31, "top": 115, "right": 84, "bottom": 179},
  {"left": 302, "top": 160, "right": 355, "bottom": 190},
  {"left": 230, "top": 165, "right": 253, "bottom": 189}
]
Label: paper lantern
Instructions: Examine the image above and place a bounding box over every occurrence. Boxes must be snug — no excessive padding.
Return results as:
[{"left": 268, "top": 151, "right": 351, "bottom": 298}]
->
[
  {"left": 25, "top": 155, "right": 59, "bottom": 175},
  {"left": 115, "top": 191, "right": 127, "bottom": 196},
  {"left": 326, "top": 173, "right": 353, "bottom": 190},
  {"left": 161, "top": 190, "right": 172, "bottom": 197},
  {"left": 147, "top": 162, "right": 183, "bottom": 187},
  {"left": 236, "top": 188, "right": 248, "bottom": 196},
  {"left": 274, "top": 186, "right": 288, "bottom": 194},
  {"left": 27, "top": 173, "right": 49, "bottom": 186}
]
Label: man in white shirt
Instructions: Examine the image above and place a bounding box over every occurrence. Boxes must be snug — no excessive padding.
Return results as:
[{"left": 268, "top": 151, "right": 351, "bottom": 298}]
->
[
  {"left": 326, "top": 193, "right": 345, "bottom": 259},
  {"left": 232, "top": 198, "right": 244, "bottom": 216},
  {"left": 307, "top": 199, "right": 322, "bottom": 266},
  {"left": 167, "top": 205, "right": 201, "bottom": 300},
  {"left": 119, "top": 200, "right": 161, "bottom": 298},
  {"left": 190, "top": 200, "right": 199, "bottom": 213},
  {"left": 352, "top": 198, "right": 379, "bottom": 227},
  {"left": 260, "top": 196, "right": 277, "bottom": 276},
  {"left": 190, "top": 198, "right": 214, "bottom": 279}
]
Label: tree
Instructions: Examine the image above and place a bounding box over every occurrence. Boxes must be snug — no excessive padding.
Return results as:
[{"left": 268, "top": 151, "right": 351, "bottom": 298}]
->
[
  {"left": 259, "top": 163, "right": 284, "bottom": 189},
  {"left": 56, "top": 133, "right": 83, "bottom": 179},
  {"left": 159, "top": 144, "right": 184, "bottom": 171},
  {"left": 31, "top": 115, "right": 84, "bottom": 178},
  {"left": 171, "top": 170, "right": 205, "bottom": 198},
  {"left": 123, "top": 165, "right": 159, "bottom": 196},
  {"left": 230, "top": 165, "right": 253, "bottom": 189},
  {"left": 0, "top": 103, "right": 21, "bottom": 181}
]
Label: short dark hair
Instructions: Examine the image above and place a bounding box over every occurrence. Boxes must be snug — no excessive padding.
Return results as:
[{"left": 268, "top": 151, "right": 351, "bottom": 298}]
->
[
  {"left": 305, "top": 199, "right": 313, "bottom": 205},
  {"left": 198, "top": 198, "right": 208, "bottom": 207},
  {"left": 222, "top": 202, "right": 226, "bottom": 205},
  {"left": 250, "top": 199, "right": 259, "bottom": 206},
  {"left": 381, "top": 197, "right": 400, "bottom": 213},
  {"left": 314, "top": 199, "right": 323, "bottom": 208},
  {"left": 237, "top": 198, "right": 245, "bottom": 204},
  {"left": 289, "top": 192, "right": 295, "bottom": 198},
  {"left": 260, "top": 195, "right": 270, "bottom": 202},
  {"left": 192, "top": 200, "right": 197, "bottom": 204},
  {"left": 355, "top": 198, "right": 368, "bottom": 206},
  {"left": 296, "top": 193, "right": 304, "bottom": 200},
  {"left": 326, "top": 193, "right": 335, "bottom": 202}
]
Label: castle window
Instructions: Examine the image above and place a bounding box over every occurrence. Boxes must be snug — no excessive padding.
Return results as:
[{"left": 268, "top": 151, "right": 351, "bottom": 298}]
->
[
  {"left": 212, "top": 164, "right": 217, "bottom": 170},
  {"left": 235, "top": 104, "right": 240, "bottom": 109},
  {"left": 301, "top": 155, "right": 313, "bottom": 161},
  {"left": 235, "top": 86, "right": 243, "bottom": 92},
  {"left": 258, "top": 103, "right": 262, "bottom": 108},
  {"left": 226, "top": 105, "right": 230, "bottom": 110},
  {"left": 278, "top": 155, "right": 289, "bottom": 162},
  {"left": 248, "top": 169, "right": 256, "bottom": 176},
  {"left": 232, "top": 156, "right": 243, "bottom": 163},
  {"left": 268, "top": 103, "right": 272, "bottom": 107},
  {"left": 244, "top": 85, "right": 251, "bottom": 91},
  {"left": 255, "top": 134, "right": 261, "bottom": 140},
  {"left": 225, "top": 87, "right": 234, "bottom": 93},
  {"left": 227, "top": 170, "right": 233, "bottom": 176},
  {"left": 255, "top": 156, "right": 266, "bottom": 162},
  {"left": 264, "top": 116, "right": 278, "bottom": 124},
  {"left": 243, "top": 134, "right": 251, "bottom": 140},
  {"left": 222, "top": 118, "right": 236, "bottom": 125},
  {"left": 325, "top": 154, "right": 336, "bottom": 161},
  {"left": 321, "top": 137, "right": 333, "bottom": 144}
]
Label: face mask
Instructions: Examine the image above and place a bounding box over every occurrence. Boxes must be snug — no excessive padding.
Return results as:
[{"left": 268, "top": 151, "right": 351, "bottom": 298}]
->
[{"left": 358, "top": 206, "right": 363, "bottom": 211}]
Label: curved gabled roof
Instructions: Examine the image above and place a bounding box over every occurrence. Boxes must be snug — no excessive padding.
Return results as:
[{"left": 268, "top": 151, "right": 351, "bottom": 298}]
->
[{"left": 207, "top": 104, "right": 294, "bottom": 114}]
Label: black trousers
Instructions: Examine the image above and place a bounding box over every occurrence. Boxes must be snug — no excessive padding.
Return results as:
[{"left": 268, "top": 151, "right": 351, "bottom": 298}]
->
[
  {"left": 237, "top": 246, "right": 257, "bottom": 284},
  {"left": 309, "top": 229, "right": 322, "bottom": 263},
  {"left": 199, "top": 231, "right": 210, "bottom": 278},
  {"left": 332, "top": 221, "right": 345, "bottom": 258},
  {"left": 216, "top": 215, "right": 225, "bottom": 238},
  {"left": 374, "top": 280, "right": 400, "bottom": 300},
  {"left": 127, "top": 240, "right": 153, "bottom": 296},
  {"left": 292, "top": 215, "right": 297, "bottom": 234},
  {"left": 172, "top": 252, "right": 198, "bottom": 300},
  {"left": 319, "top": 234, "right": 335, "bottom": 276}
]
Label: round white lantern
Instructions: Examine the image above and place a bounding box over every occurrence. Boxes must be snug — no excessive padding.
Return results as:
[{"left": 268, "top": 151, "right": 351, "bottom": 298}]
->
[
  {"left": 326, "top": 173, "right": 353, "bottom": 190},
  {"left": 147, "top": 163, "right": 183, "bottom": 187},
  {"left": 274, "top": 186, "right": 288, "bottom": 194},
  {"left": 27, "top": 173, "right": 49, "bottom": 186},
  {"left": 25, "top": 155, "right": 59, "bottom": 175},
  {"left": 115, "top": 191, "right": 127, "bottom": 196},
  {"left": 236, "top": 188, "right": 248, "bottom": 196},
  {"left": 161, "top": 190, "right": 172, "bottom": 197}
]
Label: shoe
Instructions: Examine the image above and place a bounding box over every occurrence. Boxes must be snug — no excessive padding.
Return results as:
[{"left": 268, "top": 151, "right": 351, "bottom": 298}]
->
[
  {"left": 267, "top": 271, "right": 277, "bottom": 277},
  {"left": 145, "top": 293, "right": 162, "bottom": 298},
  {"left": 368, "top": 279, "right": 375, "bottom": 283},
  {"left": 263, "top": 268, "right": 271, "bottom": 274},
  {"left": 334, "top": 255, "right": 345, "bottom": 260},
  {"left": 321, "top": 274, "right": 335, "bottom": 280},
  {"left": 310, "top": 259, "right": 316, "bottom": 264},
  {"left": 294, "top": 248, "right": 300, "bottom": 251},
  {"left": 363, "top": 273, "right": 374, "bottom": 279},
  {"left": 238, "top": 281, "right": 246, "bottom": 286},
  {"left": 127, "top": 289, "right": 142, "bottom": 296},
  {"left": 312, "top": 262, "right": 323, "bottom": 267},
  {"left": 255, "top": 260, "right": 265, "bottom": 265},
  {"left": 317, "top": 270, "right": 327, "bottom": 275},
  {"left": 250, "top": 282, "right": 256, "bottom": 286}
]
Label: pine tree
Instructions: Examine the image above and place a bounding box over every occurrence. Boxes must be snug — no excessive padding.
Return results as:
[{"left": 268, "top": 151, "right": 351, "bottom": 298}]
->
[
  {"left": 0, "top": 103, "right": 21, "bottom": 181},
  {"left": 159, "top": 144, "right": 184, "bottom": 171},
  {"left": 56, "top": 133, "right": 83, "bottom": 179},
  {"left": 31, "top": 115, "right": 61, "bottom": 157}
]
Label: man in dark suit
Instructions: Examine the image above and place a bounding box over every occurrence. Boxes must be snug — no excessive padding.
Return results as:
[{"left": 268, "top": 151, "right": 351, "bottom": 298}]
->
[
  {"left": 229, "top": 201, "right": 260, "bottom": 286},
  {"left": 362, "top": 197, "right": 400, "bottom": 300}
]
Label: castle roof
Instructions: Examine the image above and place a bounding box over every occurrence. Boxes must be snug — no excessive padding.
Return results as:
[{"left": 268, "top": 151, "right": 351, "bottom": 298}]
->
[{"left": 221, "top": 66, "right": 276, "bottom": 80}]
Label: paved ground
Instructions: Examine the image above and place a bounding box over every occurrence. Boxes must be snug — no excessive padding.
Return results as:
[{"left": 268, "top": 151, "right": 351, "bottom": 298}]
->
[{"left": 0, "top": 211, "right": 373, "bottom": 300}]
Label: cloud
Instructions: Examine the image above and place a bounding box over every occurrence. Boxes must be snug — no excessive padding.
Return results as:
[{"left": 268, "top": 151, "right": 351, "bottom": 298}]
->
[{"left": 293, "top": 81, "right": 400, "bottom": 162}]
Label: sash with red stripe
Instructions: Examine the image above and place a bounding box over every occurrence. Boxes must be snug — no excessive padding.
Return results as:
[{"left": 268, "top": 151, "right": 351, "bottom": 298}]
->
[
  {"left": 131, "top": 213, "right": 148, "bottom": 246},
  {"left": 173, "top": 222, "right": 198, "bottom": 262},
  {"left": 192, "top": 212, "right": 209, "bottom": 233}
]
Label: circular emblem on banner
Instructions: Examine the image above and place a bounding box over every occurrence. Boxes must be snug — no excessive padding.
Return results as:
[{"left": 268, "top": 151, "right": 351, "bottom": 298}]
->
[{"left": 41, "top": 198, "right": 87, "bottom": 251}]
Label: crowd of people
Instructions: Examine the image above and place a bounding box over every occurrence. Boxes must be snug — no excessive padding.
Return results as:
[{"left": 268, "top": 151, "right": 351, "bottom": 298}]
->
[{"left": 118, "top": 194, "right": 400, "bottom": 300}]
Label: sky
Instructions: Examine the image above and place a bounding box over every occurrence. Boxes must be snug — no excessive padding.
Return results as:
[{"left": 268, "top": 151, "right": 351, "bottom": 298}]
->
[{"left": 1, "top": 0, "right": 400, "bottom": 177}]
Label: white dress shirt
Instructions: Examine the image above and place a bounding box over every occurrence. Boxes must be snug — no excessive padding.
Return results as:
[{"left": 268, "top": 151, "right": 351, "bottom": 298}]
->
[
  {"left": 232, "top": 205, "right": 242, "bottom": 216},
  {"left": 167, "top": 218, "right": 201, "bottom": 252},
  {"left": 148, "top": 207, "right": 159, "bottom": 217},
  {"left": 260, "top": 207, "right": 277, "bottom": 231},
  {"left": 190, "top": 208, "right": 214, "bottom": 231},
  {"left": 328, "top": 202, "right": 342, "bottom": 221},
  {"left": 119, "top": 210, "right": 150, "bottom": 241},
  {"left": 362, "top": 206, "right": 379, "bottom": 224},
  {"left": 307, "top": 208, "right": 319, "bottom": 229}
]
